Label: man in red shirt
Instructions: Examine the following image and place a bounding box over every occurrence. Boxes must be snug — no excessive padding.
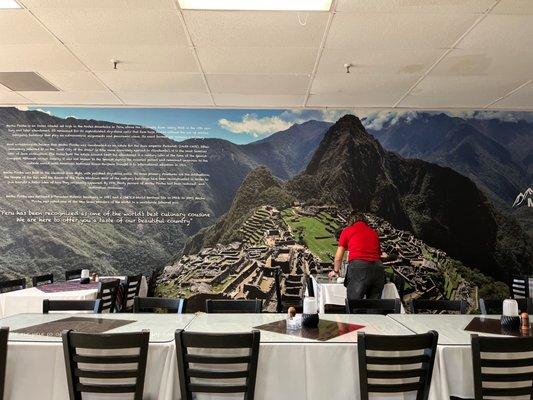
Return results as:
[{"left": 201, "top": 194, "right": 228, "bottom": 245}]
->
[{"left": 329, "top": 212, "right": 384, "bottom": 300}]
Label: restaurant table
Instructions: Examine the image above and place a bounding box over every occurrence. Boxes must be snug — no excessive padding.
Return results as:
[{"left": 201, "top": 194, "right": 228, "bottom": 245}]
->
[
  {"left": 388, "top": 314, "right": 511, "bottom": 400},
  {"left": 0, "top": 275, "right": 148, "bottom": 318},
  {"left": 184, "top": 313, "right": 414, "bottom": 400},
  {"left": 0, "top": 312, "right": 195, "bottom": 400},
  {"left": 311, "top": 275, "right": 406, "bottom": 314}
]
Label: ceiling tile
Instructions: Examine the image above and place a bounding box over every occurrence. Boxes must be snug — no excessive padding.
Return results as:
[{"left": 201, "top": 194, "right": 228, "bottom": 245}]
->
[
  {"left": 207, "top": 74, "right": 310, "bottom": 95},
  {"left": 326, "top": 12, "right": 478, "bottom": 50},
  {"left": 489, "top": 82, "right": 533, "bottom": 109},
  {"left": 69, "top": 44, "right": 199, "bottom": 72},
  {"left": 196, "top": 46, "right": 318, "bottom": 74},
  {"left": 40, "top": 71, "right": 106, "bottom": 91},
  {"left": 23, "top": 91, "right": 121, "bottom": 105},
  {"left": 183, "top": 10, "right": 329, "bottom": 47},
  {"left": 118, "top": 91, "right": 213, "bottom": 106},
  {"left": 317, "top": 48, "right": 443, "bottom": 75},
  {"left": 0, "top": 44, "right": 86, "bottom": 71},
  {"left": 397, "top": 76, "right": 527, "bottom": 108},
  {"left": 458, "top": 15, "right": 533, "bottom": 50},
  {"left": 23, "top": 0, "right": 173, "bottom": 8},
  {"left": 491, "top": 0, "right": 533, "bottom": 15},
  {"left": 29, "top": 8, "right": 189, "bottom": 45},
  {"left": 431, "top": 48, "right": 533, "bottom": 79},
  {"left": 213, "top": 94, "right": 305, "bottom": 107},
  {"left": 95, "top": 72, "right": 206, "bottom": 92},
  {"left": 0, "top": 91, "right": 29, "bottom": 104},
  {"left": 0, "top": 9, "right": 55, "bottom": 44},
  {"left": 336, "top": 0, "right": 496, "bottom": 14},
  {"left": 309, "top": 73, "right": 418, "bottom": 107}
]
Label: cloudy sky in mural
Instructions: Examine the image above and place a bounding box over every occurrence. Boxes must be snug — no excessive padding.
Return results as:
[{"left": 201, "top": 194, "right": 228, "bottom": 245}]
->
[{"left": 23, "top": 106, "right": 533, "bottom": 144}]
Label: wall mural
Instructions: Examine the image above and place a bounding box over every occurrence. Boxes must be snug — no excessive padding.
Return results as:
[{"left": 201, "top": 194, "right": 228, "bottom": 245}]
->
[{"left": 0, "top": 106, "right": 531, "bottom": 311}]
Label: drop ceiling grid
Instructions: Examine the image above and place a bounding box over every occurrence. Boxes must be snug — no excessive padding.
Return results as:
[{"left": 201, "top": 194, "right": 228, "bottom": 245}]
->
[{"left": 0, "top": 0, "right": 530, "bottom": 109}]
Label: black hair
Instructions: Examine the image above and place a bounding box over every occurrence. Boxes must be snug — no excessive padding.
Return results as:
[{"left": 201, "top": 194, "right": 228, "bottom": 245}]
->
[{"left": 348, "top": 211, "right": 366, "bottom": 225}]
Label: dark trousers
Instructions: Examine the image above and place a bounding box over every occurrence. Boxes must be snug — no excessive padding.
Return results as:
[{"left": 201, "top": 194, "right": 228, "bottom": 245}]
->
[{"left": 344, "top": 260, "right": 385, "bottom": 300}]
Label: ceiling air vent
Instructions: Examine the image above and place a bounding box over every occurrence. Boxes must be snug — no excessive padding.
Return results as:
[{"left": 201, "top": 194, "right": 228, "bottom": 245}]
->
[{"left": 0, "top": 72, "right": 59, "bottom": 91}]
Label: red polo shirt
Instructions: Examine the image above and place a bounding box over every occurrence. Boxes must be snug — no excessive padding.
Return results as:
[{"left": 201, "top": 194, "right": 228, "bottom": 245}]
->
[{"left": 338, "top": 221, "right": 381, "bottom": 262}]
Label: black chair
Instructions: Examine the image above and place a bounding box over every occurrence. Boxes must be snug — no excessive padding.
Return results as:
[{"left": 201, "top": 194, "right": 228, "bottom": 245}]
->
[
  {"left": 62, "top": 330, "right": 150, "bottom": 400},
  {"left": 346, "top": 298, "right": 402, "bottom": 314},
  {"left": 64, "top": 269, "right": 82, "bottom": 281},
  {"left": 119, "top": 275, "right": 142, "bottom": 312},
  {"left": 0, "top": 328, "right": 8, "bottom": 400},
  {"left": 358, "top": 330, "right": 439, "bottom": 400},
  {"left": 471, "top": 334, "right": 533, "bottom": 399},
  {"left": 274, "top": 268, "right": 303, "bottom": 313},
  {"left": 43, "top": 299, "right": 102, "bottom": 314},
  {"left": 97, "top": 279, "right": 120, "bottom": 313},
  {"left": 206, "top": 299, "right": 262, "bottom": 314},
  {"left": 175, "top": 329, "right": 260, "bottom": 400},
  {"left": 324, "top": 304, "right": 346, "bottom": 314},
  {"left": 31, "top": 273, "right": 53, "bottom": 287},
  {"left": 479, "top": 298, "right": 532, "bottom": 315},
  {"left": 305, "top": 274, "right": 314, "bottom": 297},
  {"left": 0, "top": 278, "right": 26, "bottom": 294},
  {"left": 511, "top": 276, "right": 529, "bottom": 299},
  {"left": 133, "top": 296, "right": 187, "bottom": 314},
  {"left": 410, "top": 299, "right": 467, "bottom": 314}
]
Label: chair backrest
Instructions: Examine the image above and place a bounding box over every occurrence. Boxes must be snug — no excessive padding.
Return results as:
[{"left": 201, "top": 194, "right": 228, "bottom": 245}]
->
[
  {"left": 346, "top": 298, "right": 402, "bottom": 314},
  {"left": 62, "top": 330, "right": 150, "bottom": 400},
  {"left": 410, "top": 299, "right": 467, "bottom": 314},
  {"left": 64, "top": 269, "right": 82, "bottom": 281},
  {"left": 511, "top": 276, "right": 529, "bottom": 299},
  {"left": 32, "top": 273, "right": 53, "bottom": 287},
  {"left": 358, "top": 330, "right": 439, "bottom": 400},
  {"left": 43, "top": 299, "right": 103, "bottom": 314},
  {"left": 0, "top": 278, "right": 26, "bottom": 294},
  {"left": 305, "top": 274, "right": 314, "bottom": 297},
  {"left": 479, "top": 298, "right": 532, "bottom": 315},
  {"left": 133, "top": 296, "right": 187, "bottom": 314},
  {"left": 121, "top": 275, "right": 142, "bottom": 312},
  {"left": 206, "top": 299, "right": 262, "bottom": 314},
  {"left": 273, "top": 268, "right": 303, "bottom": 313},
  {"left": 471, "top": 334, "right": 533, "bottom": 399},
  {"left": 175, "top": 329, "right": 260, "bottom": 400},
  {"left": 0, "top": 328, "right": 8, "bottom": 400},
  {"left": 97, "top": 279, "right": 120, "bottom": 313}
]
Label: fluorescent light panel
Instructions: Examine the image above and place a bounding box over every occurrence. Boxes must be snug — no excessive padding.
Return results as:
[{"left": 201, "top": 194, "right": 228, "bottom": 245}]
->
[
  {"left": 0, "top": 0, "right": 21, "bottom": 9},
  {"left": 178, "top": 0, "right": 332, "bottom": 11}
]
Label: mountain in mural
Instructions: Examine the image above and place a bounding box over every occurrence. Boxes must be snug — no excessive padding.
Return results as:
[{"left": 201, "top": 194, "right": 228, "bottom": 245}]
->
[
  {"left": 367, "top": 112, "right": 533, "bottom": 213},
  {"left": 0, "top": 108, "right": 328, "bottom": 279},
  {"left": 189, "top": 115, "right": 532, "bottom": 283},
  {"left": 240, "top": 120, "right": 331, "bottom": 179}
]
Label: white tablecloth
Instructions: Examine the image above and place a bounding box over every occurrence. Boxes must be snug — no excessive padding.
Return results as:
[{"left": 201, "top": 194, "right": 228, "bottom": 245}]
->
[
  {"left": 184, "top": 313, "right": 416, "bottom": 400},
  {"left": 1, "top": 313, "right": 194, "bottom": 400},
  {"left": 1, "top": 313, "right": 415, "bottom": 400},
  {"left": 0, "top": 275, "right": 148, "bottom": 318},
  {"left": 311, "top": 275, "right": 406, "bottom": 314},
  {"left": 388, "top": 314, "right": 510, "bottom": 400}
]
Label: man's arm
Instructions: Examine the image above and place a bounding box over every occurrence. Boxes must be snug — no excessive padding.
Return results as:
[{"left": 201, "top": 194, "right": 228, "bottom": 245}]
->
[{"left": 329, "top": 246, "right": 346, "bottom": 277}]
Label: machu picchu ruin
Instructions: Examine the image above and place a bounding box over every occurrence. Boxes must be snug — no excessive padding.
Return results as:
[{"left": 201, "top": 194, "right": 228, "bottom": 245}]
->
[{"left": 156, "top": 204, "right": 478, "bottom": 312}]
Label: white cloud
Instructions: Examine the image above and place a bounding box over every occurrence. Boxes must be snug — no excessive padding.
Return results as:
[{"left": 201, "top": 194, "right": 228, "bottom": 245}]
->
[
  {"left": 362, "top": 110, "right": 419, "bottom": 130},
  {"left": 15, "top": 105, "right": 29, "bottom": 111},
  {"left": 35, "top": 108, "right": 52, "bottom": 116},
  {"left": 218, "top": 109, "right": 353, "bottom": 137},
  {"left": 218, "top": 114, "right": 292, "bottom": 137}
]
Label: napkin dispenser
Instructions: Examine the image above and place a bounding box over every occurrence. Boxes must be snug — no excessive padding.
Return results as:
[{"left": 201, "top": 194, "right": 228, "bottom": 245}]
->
[
  {"left": 302, "top": 297, "right": 319, "bottom": 328},
  {"left": 80, "top": 269, "right": 91, "bottom": 284},
  {"left": 501, "top": 299, "right": 520, "bottom": 330}
]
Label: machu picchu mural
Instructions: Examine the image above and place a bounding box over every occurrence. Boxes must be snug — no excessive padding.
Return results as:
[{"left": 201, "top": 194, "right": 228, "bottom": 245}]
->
[{"left": 0, "top": 106, "right": 531, "bottom": 308}]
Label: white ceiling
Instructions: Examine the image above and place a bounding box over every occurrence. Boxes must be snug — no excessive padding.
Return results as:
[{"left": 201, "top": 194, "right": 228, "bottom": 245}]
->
[{"left": 0, "top": 0, "right": 531, "bottom": 110}]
